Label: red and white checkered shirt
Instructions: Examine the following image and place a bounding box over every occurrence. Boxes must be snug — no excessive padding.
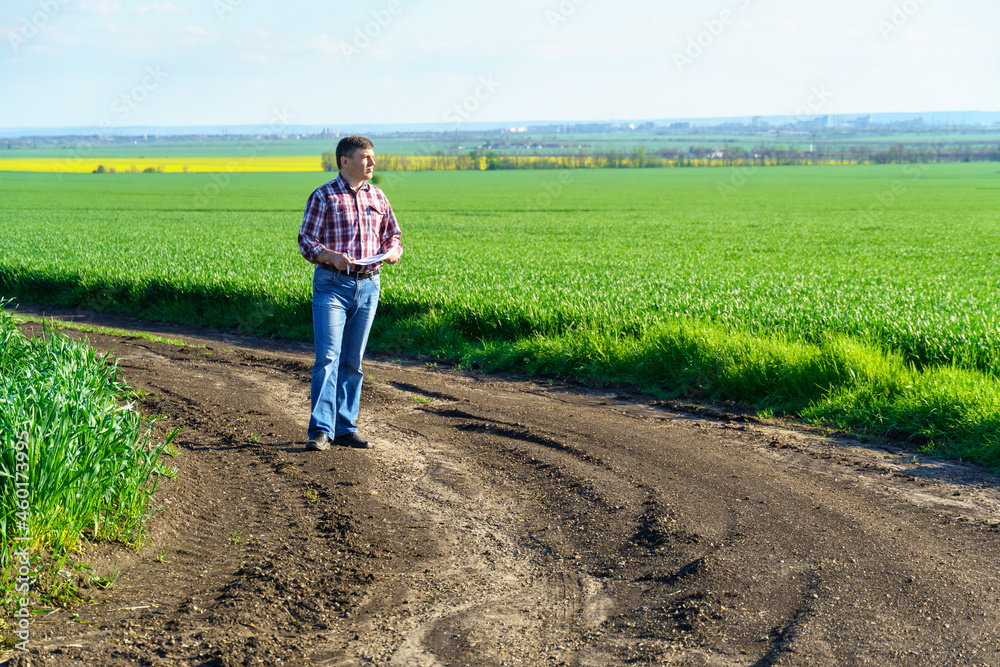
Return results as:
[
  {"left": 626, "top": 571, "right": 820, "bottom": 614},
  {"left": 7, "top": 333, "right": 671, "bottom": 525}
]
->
[{"left": 298, "top": 174, "right": 403, "bottom": 269}]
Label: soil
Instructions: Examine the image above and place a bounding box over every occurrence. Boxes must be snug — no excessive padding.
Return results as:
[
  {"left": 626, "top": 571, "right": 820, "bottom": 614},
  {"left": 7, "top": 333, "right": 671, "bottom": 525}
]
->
[{"left": 5, "top": 304, "right": 1000, "bottom": 667}]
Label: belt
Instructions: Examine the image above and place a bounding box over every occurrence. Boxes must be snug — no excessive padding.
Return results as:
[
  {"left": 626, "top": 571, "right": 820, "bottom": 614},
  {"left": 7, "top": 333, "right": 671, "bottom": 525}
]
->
[{"left": 318, "top": 263, "right": 379, "bottom": 279}]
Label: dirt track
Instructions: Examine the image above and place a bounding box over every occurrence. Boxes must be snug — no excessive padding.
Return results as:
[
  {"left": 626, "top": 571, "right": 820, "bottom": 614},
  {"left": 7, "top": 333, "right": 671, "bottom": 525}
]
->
[{"left": 6, "top": 306, "right": 1000, "bottom": 667}]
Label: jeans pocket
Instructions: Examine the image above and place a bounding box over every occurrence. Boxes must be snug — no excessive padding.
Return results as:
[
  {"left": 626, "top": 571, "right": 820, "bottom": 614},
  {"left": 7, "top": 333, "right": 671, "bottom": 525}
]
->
[{"left": 313, "top": 267, "right": 340, "bottom": 292}]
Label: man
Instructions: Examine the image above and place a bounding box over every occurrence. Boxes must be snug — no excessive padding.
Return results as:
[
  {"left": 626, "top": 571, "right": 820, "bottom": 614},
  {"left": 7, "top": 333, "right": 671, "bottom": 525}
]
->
[{"left": 298, "top": 136, "right": 403, "bottom": 451}]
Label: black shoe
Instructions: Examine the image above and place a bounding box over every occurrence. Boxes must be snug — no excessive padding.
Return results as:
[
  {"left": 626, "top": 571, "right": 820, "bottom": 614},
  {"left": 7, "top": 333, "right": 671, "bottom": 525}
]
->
[
  {"left": 333, "top": 432, "right": 372, "bottom": 449},
  {"left": 306, "top": 433, "right": 331, "bottom": 451}
]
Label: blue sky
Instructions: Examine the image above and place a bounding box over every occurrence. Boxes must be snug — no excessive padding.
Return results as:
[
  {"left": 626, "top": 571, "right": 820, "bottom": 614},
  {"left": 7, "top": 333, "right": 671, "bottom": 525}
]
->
[{"left": 2, "top": 0, "right": 998, "bottom": 129}]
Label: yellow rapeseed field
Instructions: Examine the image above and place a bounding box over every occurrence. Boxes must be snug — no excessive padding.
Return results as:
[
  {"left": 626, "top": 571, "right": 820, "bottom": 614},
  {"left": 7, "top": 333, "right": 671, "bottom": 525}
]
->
[
  {"left": 0, "top": 155, "right": 857, "bottom": 174},
  {"left": 0, "top": 156, "right": 323, "bottom": 173}
]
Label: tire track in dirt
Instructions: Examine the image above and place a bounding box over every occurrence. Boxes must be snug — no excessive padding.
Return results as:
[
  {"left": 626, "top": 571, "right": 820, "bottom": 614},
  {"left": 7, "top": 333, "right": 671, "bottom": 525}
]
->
[
  {"left": 350, "top": 401, "right": 621, "bottom": 666},
  {"left": 358, "top": 385, "right": 789, "bottom": 665}
]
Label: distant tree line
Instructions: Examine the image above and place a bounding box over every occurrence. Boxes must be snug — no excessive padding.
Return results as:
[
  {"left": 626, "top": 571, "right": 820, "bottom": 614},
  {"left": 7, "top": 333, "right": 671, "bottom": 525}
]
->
[
  {"left": 321, "top": 150, "right": 337, "bottom": 172},
  {"left": 93, "top": 165, "right": 164, "bottom": 174},
  {"left": 322, "top": 143, "right": 1000, "bottom": 172}
]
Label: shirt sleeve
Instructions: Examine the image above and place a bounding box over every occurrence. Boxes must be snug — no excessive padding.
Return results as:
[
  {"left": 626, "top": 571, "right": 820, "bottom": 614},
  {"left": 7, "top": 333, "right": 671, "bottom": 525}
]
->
[
  {"left": 298, "top": 190, "right": 327, "bottom": 263},
  {"left": 379, "top": 195, "right": 403, "bottom": 257}
]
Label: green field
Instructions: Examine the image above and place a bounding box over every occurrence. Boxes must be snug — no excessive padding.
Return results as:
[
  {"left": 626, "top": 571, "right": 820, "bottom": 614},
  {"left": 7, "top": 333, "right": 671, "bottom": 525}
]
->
[{"left": 2, "top": 164, "right": 999, "bottom": 466}]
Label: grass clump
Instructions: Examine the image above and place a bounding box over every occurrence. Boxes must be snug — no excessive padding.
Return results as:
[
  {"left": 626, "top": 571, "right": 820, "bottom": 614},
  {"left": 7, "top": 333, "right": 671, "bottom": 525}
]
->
[
  {"left": 0, "top": 306, "right": 176, "bottom": 614},
  {"left": 372, "top": 316, "right": 1000, "bottom": 469}
]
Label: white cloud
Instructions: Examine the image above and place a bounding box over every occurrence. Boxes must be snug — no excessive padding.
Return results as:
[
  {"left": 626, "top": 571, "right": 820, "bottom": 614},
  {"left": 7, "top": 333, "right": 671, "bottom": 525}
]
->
[
  {"left": 73, "top": 0, "right": 120, "bottom": 15},
  {"left": 137, "top": 3, "right": 186, "bottom": 15},
  {"left": 183, "top": 24, "right": 218, "bottom": 44},
  {"left": 410, "top": 38, "right": 475, "bottom": 53},
  {"left": 765, "top": 15, "right": 799, "bottom": 31},
  {"left": 4, "top": 24, "right": 79, "bottom": 55},
  {"left": 299, "top": 34, "right": 348, "bottom": 55}
]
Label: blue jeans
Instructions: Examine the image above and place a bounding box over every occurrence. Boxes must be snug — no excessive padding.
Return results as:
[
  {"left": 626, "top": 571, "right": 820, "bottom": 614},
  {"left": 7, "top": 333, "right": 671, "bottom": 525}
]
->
[{"left": 308, "top": 267, "right": 380, "bottom": 439}]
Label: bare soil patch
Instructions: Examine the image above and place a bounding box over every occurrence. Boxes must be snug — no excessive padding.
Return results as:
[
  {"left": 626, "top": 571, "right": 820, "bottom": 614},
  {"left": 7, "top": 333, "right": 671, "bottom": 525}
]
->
[{"left": 5, "top": 305, "right": 1000, "bottom": 666}]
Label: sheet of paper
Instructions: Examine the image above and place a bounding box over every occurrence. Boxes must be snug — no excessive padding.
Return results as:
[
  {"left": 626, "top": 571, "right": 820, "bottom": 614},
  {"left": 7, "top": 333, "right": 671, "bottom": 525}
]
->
[{"left": 354, "top": 251, "right": 391, "bottom": 265}]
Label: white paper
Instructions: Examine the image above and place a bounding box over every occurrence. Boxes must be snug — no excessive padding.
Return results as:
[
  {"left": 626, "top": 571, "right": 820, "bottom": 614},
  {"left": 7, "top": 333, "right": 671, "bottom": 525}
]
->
[{"left": 354, "top": 251, "right": 391, "bottom": 265}]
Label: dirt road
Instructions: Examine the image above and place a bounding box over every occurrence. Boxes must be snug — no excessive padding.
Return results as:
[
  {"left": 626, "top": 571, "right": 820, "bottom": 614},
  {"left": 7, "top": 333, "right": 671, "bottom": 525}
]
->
[{"left": 7, "top": 307, "right": 1000, "bottom": 666}]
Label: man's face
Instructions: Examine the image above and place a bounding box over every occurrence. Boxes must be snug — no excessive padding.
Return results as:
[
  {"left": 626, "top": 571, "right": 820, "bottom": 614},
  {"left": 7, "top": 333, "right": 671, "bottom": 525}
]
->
[{"left": 341, "top": 147, "right": 376, "bottom": 183}]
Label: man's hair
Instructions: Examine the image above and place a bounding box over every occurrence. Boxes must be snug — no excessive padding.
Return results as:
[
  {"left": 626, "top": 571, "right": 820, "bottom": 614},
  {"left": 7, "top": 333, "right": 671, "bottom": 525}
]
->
[{"left": 336, "top": 136, "right": 374, "bottom": 170}]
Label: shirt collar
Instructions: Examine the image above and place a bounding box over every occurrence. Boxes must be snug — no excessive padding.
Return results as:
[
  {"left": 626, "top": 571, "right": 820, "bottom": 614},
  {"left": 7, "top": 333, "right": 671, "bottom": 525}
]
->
[{"left": 335, "top": 173, "right": 370, "bottom": 193}]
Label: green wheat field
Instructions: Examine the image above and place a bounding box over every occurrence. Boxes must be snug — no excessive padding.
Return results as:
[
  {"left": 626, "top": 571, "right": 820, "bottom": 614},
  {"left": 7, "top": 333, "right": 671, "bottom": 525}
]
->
[{"left": 2, "top": 163, "right": 999, "bottom": 467}]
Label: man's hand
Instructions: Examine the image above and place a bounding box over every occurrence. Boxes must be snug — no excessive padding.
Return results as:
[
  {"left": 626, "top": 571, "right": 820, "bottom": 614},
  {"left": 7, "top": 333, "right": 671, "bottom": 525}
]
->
[
  {"left": 316, "top": 249, "right": 354, "bottom": 271},
  {"left": 383, "top": 245, "right": 403, "bottom": 265}
]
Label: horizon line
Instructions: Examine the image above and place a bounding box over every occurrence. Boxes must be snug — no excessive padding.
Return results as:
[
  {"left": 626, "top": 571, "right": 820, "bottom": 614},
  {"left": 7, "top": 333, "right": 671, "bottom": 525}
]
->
[{"left": 3, "top": 110, "right": 1000, "bottom": 138}]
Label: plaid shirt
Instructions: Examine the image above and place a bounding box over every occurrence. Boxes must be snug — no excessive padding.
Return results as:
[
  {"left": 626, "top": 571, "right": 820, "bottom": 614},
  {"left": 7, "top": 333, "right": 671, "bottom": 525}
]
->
[{"left": 298, "top": 174, "right": 403, "bottom": 269}]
